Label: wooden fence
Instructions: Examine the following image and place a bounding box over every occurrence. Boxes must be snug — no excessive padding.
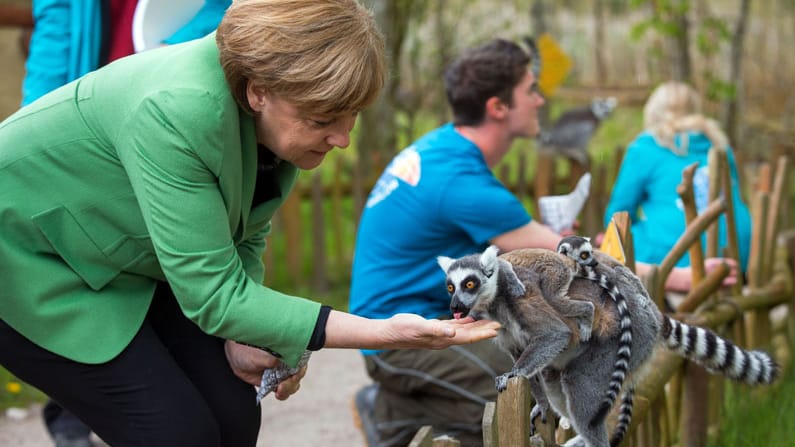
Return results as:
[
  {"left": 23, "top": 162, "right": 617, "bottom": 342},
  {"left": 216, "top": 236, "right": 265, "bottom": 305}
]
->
[{"left": 407, "top": 152, "right": 793, "bottom": 447}]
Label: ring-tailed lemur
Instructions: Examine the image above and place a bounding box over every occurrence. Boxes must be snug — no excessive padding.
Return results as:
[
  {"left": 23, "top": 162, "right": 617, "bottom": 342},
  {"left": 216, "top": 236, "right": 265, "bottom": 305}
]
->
[
  {"left": 556, "top": 236, "right": 633, "bottom": 425},
  {"left": 477, "top": 237, "right": 634, "bottom": 427},
  {"left": 438, "top": 247, "right": 778, "bottom": 447}
]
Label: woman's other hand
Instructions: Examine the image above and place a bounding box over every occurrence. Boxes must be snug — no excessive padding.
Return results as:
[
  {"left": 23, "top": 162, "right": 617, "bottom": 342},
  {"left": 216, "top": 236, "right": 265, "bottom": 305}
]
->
[{"left": 223, "top": 340, "right": 307, "bottom": 400}]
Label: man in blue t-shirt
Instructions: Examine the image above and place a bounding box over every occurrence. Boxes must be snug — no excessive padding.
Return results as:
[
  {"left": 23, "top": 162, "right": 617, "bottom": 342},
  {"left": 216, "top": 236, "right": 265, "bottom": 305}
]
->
[{"left": 350, "top": 39, "right": 560, "bottom": 447}]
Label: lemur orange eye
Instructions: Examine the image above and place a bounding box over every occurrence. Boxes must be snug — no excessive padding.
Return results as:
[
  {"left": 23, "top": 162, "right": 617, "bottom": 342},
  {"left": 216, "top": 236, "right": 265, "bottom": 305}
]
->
[
  {"left": 465, "top": 281, "right": 475, "bottom": 289},
  {"left": 580, "top": 252, "right": 589, "bottom": 260},
  {"left": 447, "top": 284, "right": 454, "bottom": 293}
]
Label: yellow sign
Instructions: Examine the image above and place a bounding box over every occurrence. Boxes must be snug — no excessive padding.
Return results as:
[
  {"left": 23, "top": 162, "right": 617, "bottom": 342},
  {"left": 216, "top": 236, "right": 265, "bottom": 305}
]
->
[
  {"left": 536, "top": 33, "right": 572, "bottom": 97},
  {"left": 599, "top": 220, "right": 626, "bottom": 265}
]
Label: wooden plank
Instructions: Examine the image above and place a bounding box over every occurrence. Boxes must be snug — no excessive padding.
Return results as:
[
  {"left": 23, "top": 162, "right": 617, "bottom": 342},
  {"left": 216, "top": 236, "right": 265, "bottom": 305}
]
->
[
  {"left": 746, "top": 190, "right": 770, "bottom": 348},
  {"left": 534, "top": 153, "right": 555, "bottom": 219},
  {"left": 331, "top": 158, "right": 346, "bottom": 273},
  {"left": 677, "top": 162, "right": 706, "bottom": 282},
  {"left": 706, "top": 148, "right": 722, "bottom": 258},
  {"left": 432, "top": 437, "right": 462, "bottom": 446},
  {"left": 482, "top": 401, "right": 498, "bottom": 447},
  {"left": 765, "top": 156, "right": 789, "bottom": 282},
  {"left": 680, "top": 363, "right": 709, "bottom": 447},
  {"left": 311, "top": 171, "right": 328, "bottom": 292},
  {"left": 614, "top": 211, "right": 636, "bottom": 272},
  {"left": 280, "top": 191, "right": 303, "bottom": 282},
  {"left": 408, "top": 426, "right": 434, "bottom": 447},
  {"left": 496, "top": 377, "right": 531, "bottom": 447},
  {"left": 717, "top": 149, "right": 744, "bottom": 296},
  {"left": 516, "top": 151, "right": 528, "bottom": 200}
]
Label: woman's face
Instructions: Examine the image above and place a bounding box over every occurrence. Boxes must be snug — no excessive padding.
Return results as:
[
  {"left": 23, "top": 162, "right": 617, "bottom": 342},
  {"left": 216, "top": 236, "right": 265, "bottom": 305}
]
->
[{"left": 247, "top": 84, "right": 357, "bottom": 170}]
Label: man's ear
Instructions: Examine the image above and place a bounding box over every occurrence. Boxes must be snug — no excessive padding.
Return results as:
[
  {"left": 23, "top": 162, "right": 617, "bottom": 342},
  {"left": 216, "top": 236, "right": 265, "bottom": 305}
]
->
[
  {"left": 246, "top": 81, "right": 268, "bottom": 112},
  {"left": 484, "top": 96, "right": 508, "bottom": 120}
]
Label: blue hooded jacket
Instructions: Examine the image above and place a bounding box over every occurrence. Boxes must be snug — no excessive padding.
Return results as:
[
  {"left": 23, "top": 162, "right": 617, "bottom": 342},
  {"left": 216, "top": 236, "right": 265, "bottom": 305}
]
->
[{"left": 604, "top": 131, "right": 752, "bottom": 270}]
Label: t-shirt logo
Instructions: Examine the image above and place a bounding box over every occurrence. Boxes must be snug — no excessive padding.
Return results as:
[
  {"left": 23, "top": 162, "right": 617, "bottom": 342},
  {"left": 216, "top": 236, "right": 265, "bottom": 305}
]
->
[
  {"left": 365, "top": 147, "right": 421, "bottom": 208},
  {"left": 387, "top": 147, "right": 421, "bottom": 186}
]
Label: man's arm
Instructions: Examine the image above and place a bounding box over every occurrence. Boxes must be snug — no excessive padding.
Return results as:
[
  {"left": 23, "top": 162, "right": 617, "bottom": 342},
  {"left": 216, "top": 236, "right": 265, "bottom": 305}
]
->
[{"left": 490, "top": 220, "right": 562, "bottom": 252}]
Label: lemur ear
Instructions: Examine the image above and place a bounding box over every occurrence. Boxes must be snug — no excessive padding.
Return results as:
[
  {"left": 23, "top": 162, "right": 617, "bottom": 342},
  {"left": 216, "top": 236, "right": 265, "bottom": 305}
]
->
[
  {"left": 480, "top": 245, "right": 500, "bottom": 277},
  {"left": 437, "top": 256, "right": 455, "bottom": 273}
]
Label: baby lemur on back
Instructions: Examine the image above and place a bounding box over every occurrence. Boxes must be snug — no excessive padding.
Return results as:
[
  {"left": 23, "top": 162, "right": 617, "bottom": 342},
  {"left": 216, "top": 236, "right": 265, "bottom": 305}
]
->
[{"left": 438, "top": 244, "right": 778, "bottom": 447}]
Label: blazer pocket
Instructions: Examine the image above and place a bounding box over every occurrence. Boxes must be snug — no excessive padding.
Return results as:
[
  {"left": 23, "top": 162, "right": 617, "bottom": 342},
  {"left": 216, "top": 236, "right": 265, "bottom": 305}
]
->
[{"left": 33, "top": 206, "right": 121, "bottom": 291}]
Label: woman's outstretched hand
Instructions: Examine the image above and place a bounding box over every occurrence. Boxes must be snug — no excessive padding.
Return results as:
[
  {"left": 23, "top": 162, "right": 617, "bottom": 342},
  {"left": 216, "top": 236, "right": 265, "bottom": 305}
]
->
[{"left": 381, "top": 313, "right": 501, "bottom": 350}]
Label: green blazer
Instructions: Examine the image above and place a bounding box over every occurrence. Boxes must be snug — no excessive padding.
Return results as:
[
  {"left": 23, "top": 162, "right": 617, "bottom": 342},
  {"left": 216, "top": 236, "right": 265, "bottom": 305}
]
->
[{"left": 0, "top": 34, "right": 321, "bottom": 367}]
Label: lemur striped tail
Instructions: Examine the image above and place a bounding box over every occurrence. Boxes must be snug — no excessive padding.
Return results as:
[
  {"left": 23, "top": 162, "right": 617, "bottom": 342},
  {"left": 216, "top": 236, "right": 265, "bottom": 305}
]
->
[
  {"left": 661, "top": 316, "right": 778, "bottom": 384},
  {"left": 609, "top": 387, "right": 634, "bottom": 447},
  {"left": 580, "top": 264, "right": 632, "bottom": 427}
]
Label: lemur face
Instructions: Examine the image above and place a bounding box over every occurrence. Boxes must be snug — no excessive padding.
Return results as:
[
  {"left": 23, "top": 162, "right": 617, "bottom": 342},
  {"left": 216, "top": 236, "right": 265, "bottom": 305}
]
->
[
  {"left": 557, "top": 235, "right": 598, "bottom": 267},
  {"left": 590, "top": 97, "right": 617, "bottom": 120},
  {"left": 437, "top": 247, "right": 500, "bottom": 320}
]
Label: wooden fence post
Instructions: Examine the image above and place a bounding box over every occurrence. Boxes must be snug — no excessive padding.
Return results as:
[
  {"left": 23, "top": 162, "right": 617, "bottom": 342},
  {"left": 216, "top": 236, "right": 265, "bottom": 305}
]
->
[
  {"left": 496, "top": 377, "right": 532, "bottom": 447},
  {"left": 280, "top": 190, "right": 303, "bottom": 282},
  {"left": 409, "top": 426, "right": 434, "bottom": 447},
  {"left": 676, "top": 164, "right": 709, "bottom": 447},
  {"left": 747, "top": 187, "right": 770, "bottom": 348},
  {"left": 330, "top": 157, "right": 346, "bottom": 275},
  {"left": 311, "top": 171, "right": 328, "bottom": 293},
  {"left": 482, "top": 402, "right": 498, "bottom": 447}
]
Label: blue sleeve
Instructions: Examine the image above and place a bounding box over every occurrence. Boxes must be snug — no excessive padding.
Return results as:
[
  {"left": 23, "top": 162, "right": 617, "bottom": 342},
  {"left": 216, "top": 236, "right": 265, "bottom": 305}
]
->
[
  {"left": 22, "top": 0, "right": 102, "bottom": 106},
  {"left": 441, "top": 173, "right": 531, "bottom": 245},
  {"left": 22, "top": 0, "right": 71, "bottom": 105},
  {"left": 604, "top": 138, "right": 649, "bottom": 227},
  {"left": 161, "top": 0, "right": 231, "bottom": 44}
]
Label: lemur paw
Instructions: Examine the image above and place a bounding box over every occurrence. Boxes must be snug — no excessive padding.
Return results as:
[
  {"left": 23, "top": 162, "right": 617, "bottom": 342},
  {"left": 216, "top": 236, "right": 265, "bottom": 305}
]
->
[
  {"left": 495, "top": 373, "right": 512, "bottom": 392},
  {"left": 529, "top": 403, "right": 548, "bottom": 434}
]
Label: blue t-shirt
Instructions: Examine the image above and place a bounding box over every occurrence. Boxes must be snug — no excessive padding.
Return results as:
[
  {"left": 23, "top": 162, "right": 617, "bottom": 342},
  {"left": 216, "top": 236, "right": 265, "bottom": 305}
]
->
[
  {"left": 349, "top": 124, "right": 531, "bottom": 354},
  {"left": 604, "top": 131, "right": 752, "bottom": 270}
]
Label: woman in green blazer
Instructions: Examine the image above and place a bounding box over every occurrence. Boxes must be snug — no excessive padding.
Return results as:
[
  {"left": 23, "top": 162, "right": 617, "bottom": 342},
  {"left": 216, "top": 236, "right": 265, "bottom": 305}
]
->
[{"left": 0, "top": 1, "right": 499, "bottom": 445}]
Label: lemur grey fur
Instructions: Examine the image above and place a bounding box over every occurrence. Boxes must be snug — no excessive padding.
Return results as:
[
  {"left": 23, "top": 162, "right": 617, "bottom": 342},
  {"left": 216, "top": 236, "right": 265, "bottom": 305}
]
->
[
  {"left": 438, "top": 247, "right": 778, "bottom": 447},
  {"left": 556, "top": 236, "right": 633, "bottom": 425}
]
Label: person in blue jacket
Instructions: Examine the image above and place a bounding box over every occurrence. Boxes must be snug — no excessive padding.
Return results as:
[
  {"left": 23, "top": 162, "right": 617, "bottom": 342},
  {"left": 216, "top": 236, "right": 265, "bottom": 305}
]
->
[
  {"left": 21, "top": 0, "right": 232, "bottom": 107},
  {"left": 604, "top": 81, "right": 752, "bottom": 273}
]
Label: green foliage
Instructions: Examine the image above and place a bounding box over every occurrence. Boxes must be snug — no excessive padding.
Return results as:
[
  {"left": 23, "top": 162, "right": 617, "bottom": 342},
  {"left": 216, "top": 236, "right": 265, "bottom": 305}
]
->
[
  {"left": 696, "top": 17, "right": 731, "bottom": 56},
  {"left": 708, "top": 362, "right": 795, "bottom": 446},
  {"left": 703, "top": 74, "right": 737, "bottom": 103}
]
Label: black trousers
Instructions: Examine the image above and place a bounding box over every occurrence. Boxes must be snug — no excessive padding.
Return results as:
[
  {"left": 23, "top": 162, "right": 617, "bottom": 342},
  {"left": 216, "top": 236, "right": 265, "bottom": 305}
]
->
[{"left": 0, "top": 283, "right": 261, "bottom": 447}]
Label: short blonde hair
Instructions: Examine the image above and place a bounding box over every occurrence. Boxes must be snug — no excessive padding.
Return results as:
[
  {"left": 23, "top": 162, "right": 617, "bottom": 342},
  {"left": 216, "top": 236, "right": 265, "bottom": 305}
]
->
[
  {"left": 643, "top": 81, "right": 728, "bottom": 155},
  {"left": 216, "top": 0, "right": 385, "bottom": 115}
]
